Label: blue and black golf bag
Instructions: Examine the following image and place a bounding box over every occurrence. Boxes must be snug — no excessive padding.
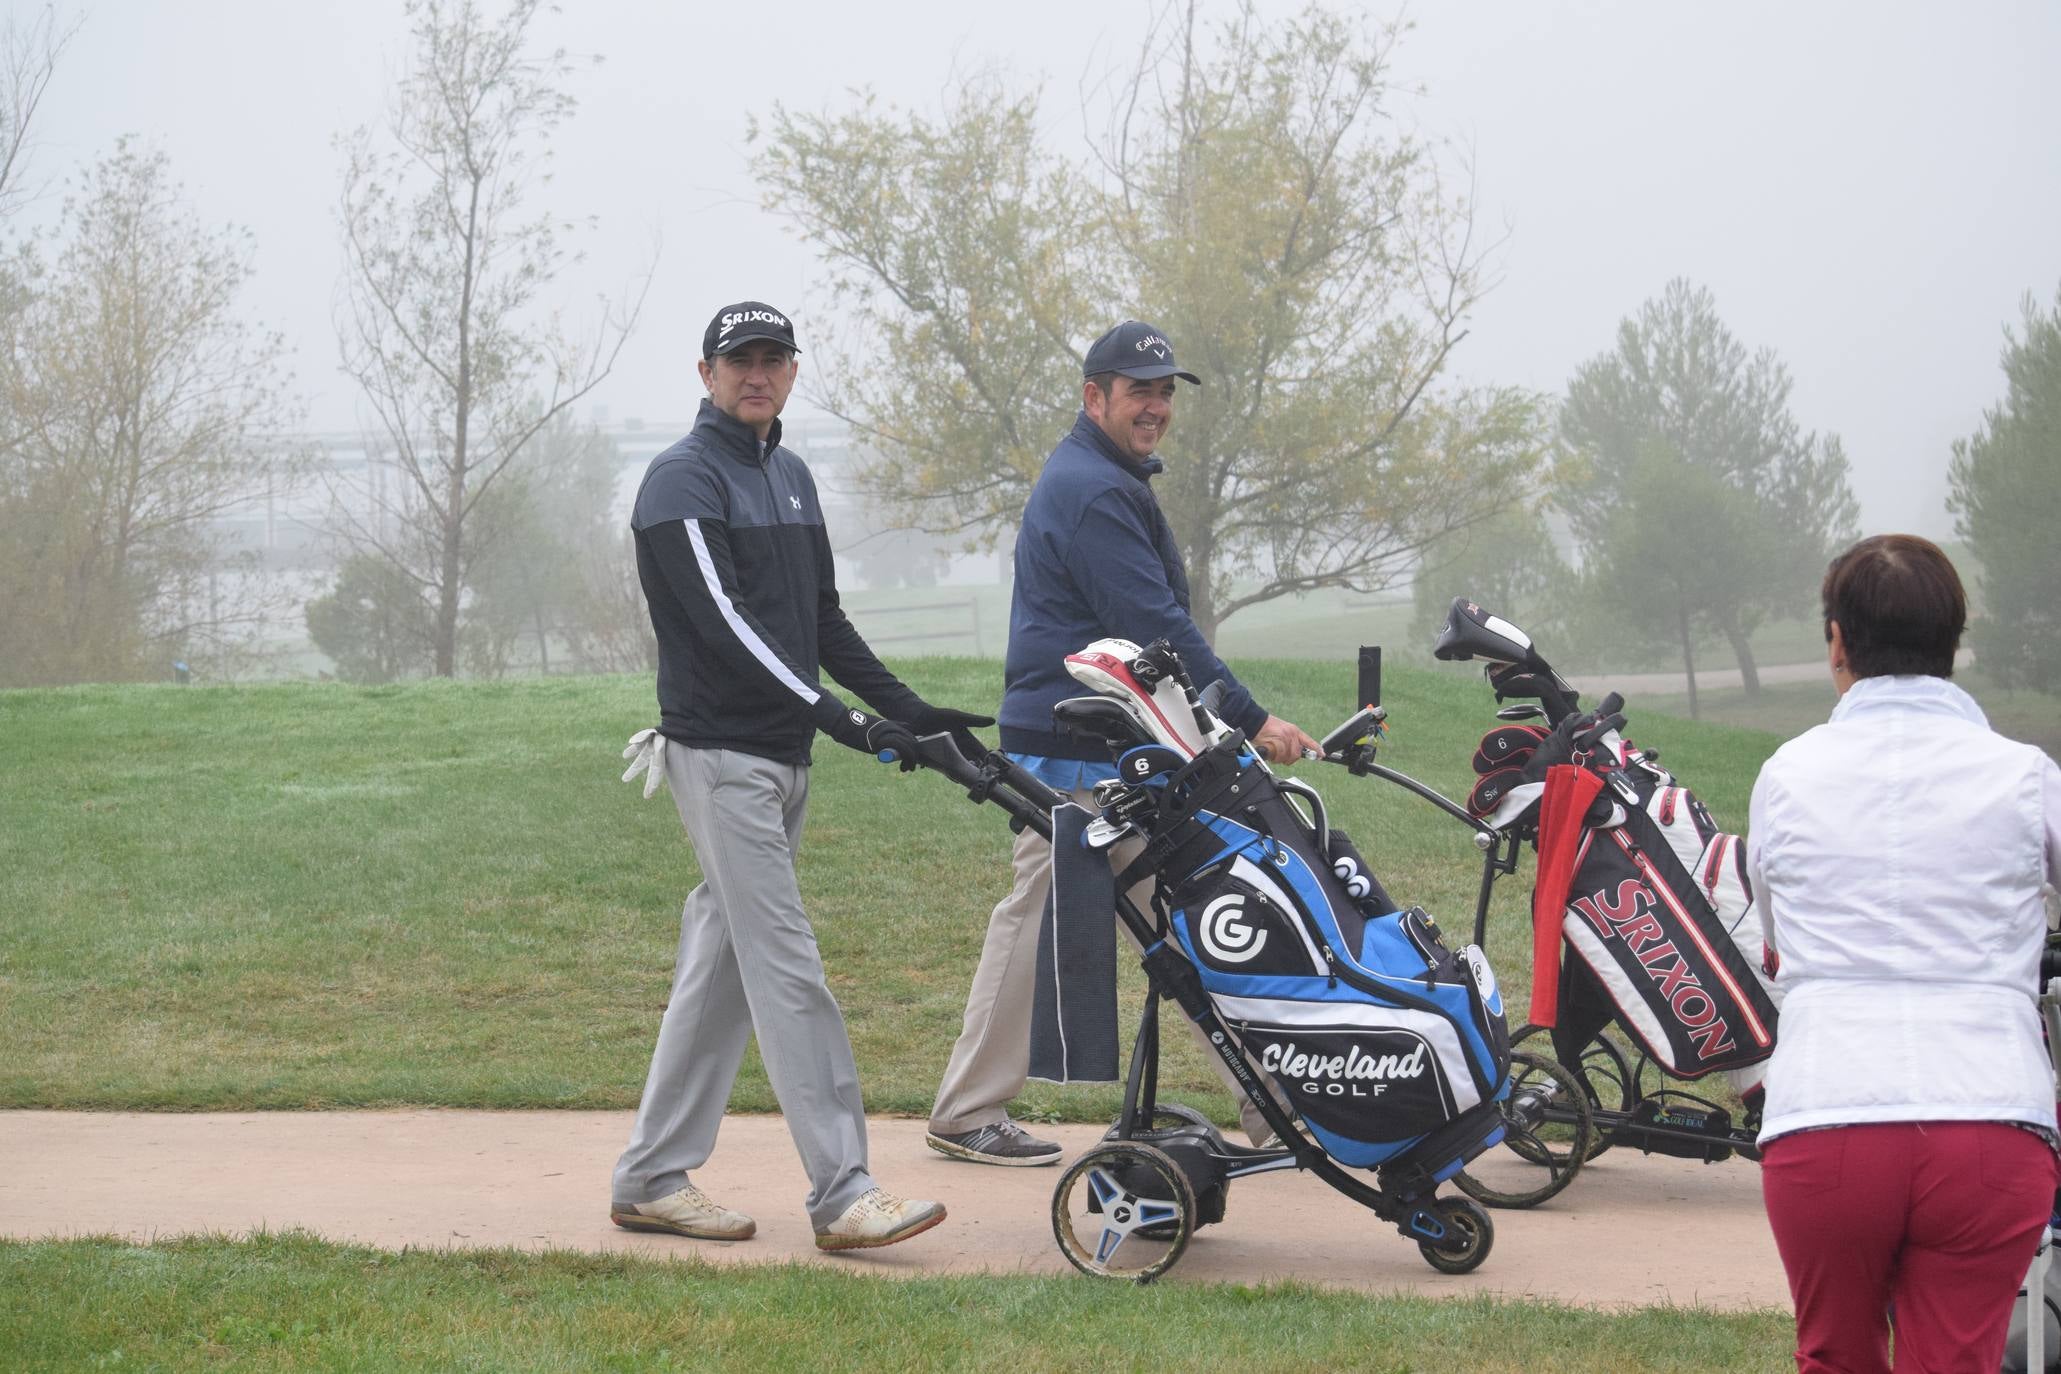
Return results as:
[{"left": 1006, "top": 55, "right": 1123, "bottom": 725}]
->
[{"left": 1066, "top": 638, "right": 1513, "bottom": 1177}]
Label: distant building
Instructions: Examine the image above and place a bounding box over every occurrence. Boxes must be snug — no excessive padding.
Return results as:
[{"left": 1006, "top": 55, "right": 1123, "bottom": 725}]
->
[{"left": 208, "top": 416, "right": 997, "bottom": 591}]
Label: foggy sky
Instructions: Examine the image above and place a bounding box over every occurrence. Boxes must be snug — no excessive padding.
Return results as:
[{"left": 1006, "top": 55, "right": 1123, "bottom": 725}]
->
[{"left": 26, "top": 0, "right": 2061, "bottom": 537}]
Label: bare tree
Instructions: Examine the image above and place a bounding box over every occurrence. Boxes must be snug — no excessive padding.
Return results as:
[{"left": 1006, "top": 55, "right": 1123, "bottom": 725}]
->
[
  {"left": 334, "top": 0, "right": 646, "bottom": 676},
  {"left": 0, "top": 142, "right": 307, "bottom": 685},
  {"left": 0, "top": 4, "right": 77, "bottom": 222},
  {"left": 755, "top": 1, "right": 1545, "bottom": 637}
]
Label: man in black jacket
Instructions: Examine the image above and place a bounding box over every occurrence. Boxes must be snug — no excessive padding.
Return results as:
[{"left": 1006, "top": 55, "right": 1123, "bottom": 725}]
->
[{"left": 610, "top": 301, "right": 986, "bottom": 1251}]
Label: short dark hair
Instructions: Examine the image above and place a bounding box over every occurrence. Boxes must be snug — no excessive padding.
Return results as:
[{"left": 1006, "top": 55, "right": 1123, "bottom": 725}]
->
[
  {"left": 1085, "top": 371, "right": 1120, "bottom": 397},
  {"left": 1821, "top": 534, "right": 1966, "bottom": 679}
]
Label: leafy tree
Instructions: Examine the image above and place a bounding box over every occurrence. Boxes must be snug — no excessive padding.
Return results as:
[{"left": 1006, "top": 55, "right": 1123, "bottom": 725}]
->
[
  {"left": 753, "top": 2, "right": 1545, "bottom": 638},
  {"left": 1557, "top": 279, "right": 1858, "bottom": 711},
  {"left": 308, "top": 414, "right": 648, "bottom": 680},
  {"left": 305, "top": 553, "right": 437, "bottom": 683},
  {"left": 1948, "top": 286, "right": 2061, "bottom": 693},
  {"left": 333, "top": 0, "right": 645, "bottom": 677},
  {"left": 461, "top": 414, "right": 647, "bottom": 675},
  {"left": 0, "top": 142, "right": 304, "bottom": 686},
  {"left": 1408, "top": 501, "right": 1568, "bottom": 653}
]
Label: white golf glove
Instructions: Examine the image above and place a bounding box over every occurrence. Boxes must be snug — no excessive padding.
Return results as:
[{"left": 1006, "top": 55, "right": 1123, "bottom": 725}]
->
[{"left": 620, "top": 727, "right": 669, "bottom": 800}]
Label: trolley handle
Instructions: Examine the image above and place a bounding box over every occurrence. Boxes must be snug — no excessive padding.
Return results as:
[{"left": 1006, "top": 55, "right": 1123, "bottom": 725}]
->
[{"left": 891, "top": 730, "right": 1068, "bottom": 840}]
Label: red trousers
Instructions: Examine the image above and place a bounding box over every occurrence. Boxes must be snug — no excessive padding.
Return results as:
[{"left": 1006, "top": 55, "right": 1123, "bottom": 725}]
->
[{"left": 1762, "top": 1121, "right": 2058, "bottom": 1374}]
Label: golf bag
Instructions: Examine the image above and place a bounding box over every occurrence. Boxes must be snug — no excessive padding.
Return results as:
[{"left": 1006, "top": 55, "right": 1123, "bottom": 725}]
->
[
  {"left": 1065, "top": 639, "right": 1512, "bottom": 1172},
  {"left": 1479, "top": 723, "right": 1778, "bottom": 1084}
]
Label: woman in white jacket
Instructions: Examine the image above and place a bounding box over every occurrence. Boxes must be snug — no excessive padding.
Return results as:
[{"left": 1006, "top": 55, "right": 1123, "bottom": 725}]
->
[{"left": 1751, "top": 534, "right": 2061, "bottom": 1374}]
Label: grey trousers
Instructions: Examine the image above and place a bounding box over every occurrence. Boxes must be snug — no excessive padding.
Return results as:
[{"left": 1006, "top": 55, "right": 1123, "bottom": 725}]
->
[
  {"left": 611, "top": 746, "right": 874, "bottom": 1230},
  {"left": 929, "top": 783, "right": 1280, "bottom": 1144}
]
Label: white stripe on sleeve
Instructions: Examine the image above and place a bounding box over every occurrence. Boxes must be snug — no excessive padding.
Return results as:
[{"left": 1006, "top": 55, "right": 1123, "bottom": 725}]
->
[{"left": 683, "top": 518, "right": 821, "bottom": 706}]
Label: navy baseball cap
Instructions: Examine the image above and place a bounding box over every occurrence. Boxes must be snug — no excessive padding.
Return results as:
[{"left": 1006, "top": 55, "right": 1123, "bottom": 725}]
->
[
  {"left": 1082, "top": 319, "right": 1200, "bottom": 385},
  {"left": 703, "top": 301, "right": 802, "bottom": 359}
]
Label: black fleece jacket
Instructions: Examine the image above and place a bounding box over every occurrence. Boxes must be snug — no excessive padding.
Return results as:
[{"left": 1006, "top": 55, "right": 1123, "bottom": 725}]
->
[{"left": 631, "top": 400, "right": 920, "bottom": 764}]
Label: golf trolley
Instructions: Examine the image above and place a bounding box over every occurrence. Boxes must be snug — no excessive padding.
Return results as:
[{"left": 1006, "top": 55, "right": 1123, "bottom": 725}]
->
[
  {"left": 1337, "top": 596, "right": 1781, "bottom": 1210},
  {"left": 898, "top": 638, "right": 1515, "bottom": 1282}
]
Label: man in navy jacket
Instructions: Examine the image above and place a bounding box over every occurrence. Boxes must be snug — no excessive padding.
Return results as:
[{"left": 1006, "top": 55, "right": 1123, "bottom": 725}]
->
[
  {"left": 611, "top": 301, "right": 987, "bottom": 1249},
  {"left": 926, "top": 320, "right": 1319, "bottom": 1165}
]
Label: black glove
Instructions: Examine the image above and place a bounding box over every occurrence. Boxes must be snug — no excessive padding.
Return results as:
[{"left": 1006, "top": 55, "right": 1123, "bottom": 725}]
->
[
  {"left": 903, "top": 702, "right": 996, "bottom": 759},
  {"left": 827, "top": 707, "right": 921, "bottom": 771}
]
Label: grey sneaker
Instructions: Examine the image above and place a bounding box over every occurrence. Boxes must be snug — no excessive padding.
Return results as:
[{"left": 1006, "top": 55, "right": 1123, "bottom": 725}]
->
[
  {"left": 926, "top": 1117, "right": 1063, "bottom": 1166},
  {"left": 814, "top": 1187, "right": 947, "bottom": 1251},
  {"left": 609, "top": 1184, "right": 755, "bottom": 1241}
]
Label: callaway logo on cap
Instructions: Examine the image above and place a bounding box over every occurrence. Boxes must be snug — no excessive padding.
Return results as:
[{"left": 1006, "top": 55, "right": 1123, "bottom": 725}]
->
[
  {"left": 703, "top": 300, "right": 802, "bottom": 359},
  {"left": 1082, "top": 319, "right": 1201, "bottom": 385}
]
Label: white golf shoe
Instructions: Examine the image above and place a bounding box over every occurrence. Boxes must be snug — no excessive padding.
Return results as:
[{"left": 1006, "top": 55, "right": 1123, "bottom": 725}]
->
[
  {"left": 813, "top": 1187, "right": 947, "bottom": 1251},
  {"left": 610, "top": 1184, "right": 755, "bottom": 1241}
]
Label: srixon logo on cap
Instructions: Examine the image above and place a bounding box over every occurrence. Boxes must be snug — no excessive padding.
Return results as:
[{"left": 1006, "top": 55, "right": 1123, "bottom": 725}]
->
[{"left": 719, "top": 308, "right": 788, "bottom": 338}]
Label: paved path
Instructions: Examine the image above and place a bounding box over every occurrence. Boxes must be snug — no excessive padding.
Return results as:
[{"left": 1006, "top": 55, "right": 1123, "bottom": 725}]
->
[
  {"left": 1565, "top": 647, "right": 1974, "bottom": 699},
  {"left": 0, "top": 1110, "right": 1786, "bottom": 1310},
  {"left": 1567, "top": 660, "right": 1833, "bottom": 698}
]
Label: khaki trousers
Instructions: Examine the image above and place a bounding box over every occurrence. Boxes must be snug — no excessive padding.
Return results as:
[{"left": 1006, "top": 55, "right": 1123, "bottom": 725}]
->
[{"left": 929, "top": 783, "right": 1280, "bottom": 1143}]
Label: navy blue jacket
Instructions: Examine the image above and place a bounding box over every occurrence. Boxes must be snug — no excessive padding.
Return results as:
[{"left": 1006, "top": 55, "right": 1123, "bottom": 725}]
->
[
  {"left": 999, "top": 412, "right": 1269, "bottom": 760},
  {"left": 632, "top": 400, "right": 919, "bottom": 764}
]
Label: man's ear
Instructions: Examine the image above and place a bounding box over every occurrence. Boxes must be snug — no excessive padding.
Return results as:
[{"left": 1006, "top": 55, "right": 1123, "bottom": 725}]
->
[
  {"left": 1082, "top": 379, "right": 1105, "bottom": 422},
  {"left": 696, "top": 357, "right": 715, "bottom": 391},
  {"left": 1827, "top": 620, "right": 1849, "bottom": 673}
]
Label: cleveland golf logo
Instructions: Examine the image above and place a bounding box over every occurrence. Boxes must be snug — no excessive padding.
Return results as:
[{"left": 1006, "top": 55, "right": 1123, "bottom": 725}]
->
[
  {"left": 1198, "top": 893, "right": 1267, "bottom": 964},
  {"left": 1260, "top": 1039, "right": 1428, "bottom": 1098},
  {"left": 719, "top": 309, "right": 787, "bottom": 338}
]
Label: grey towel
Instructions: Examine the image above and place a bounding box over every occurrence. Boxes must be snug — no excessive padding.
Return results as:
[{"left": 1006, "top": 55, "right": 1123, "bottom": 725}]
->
[{"left": 1028, "top": 803, "right": 1120, "bottom": 1083}]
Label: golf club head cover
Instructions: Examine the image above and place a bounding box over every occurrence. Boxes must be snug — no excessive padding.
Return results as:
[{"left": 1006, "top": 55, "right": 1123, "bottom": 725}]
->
[
  {"left": 1468, "top": 766, "right": 1530, "bottom": 821},
  {"left": 1468, "top": 723, "right": 1549, "bottom": 822},
  {"left": 1472, "top": 724, "right": 1550, "bottom": 776}
]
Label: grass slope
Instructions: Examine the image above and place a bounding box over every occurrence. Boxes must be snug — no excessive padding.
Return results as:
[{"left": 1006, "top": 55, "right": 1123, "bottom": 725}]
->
[
  {"left": 0, "top": 1234, "right": 1794, "bottom": 1372},
  {"left": 0, "top": 660, "right": 1782, "bottom": 1117}
]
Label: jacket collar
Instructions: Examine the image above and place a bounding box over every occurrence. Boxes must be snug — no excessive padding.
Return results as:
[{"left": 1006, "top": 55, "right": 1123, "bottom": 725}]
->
[
  {"left": 693, "top": 396, "right": 783, "bottom": 464},
  {"left": 1071, "top": 409, "right": 1163, "bottom": 482},
  {"left": 1830, "top": 673, "right": 1990, "bottom": 730}
]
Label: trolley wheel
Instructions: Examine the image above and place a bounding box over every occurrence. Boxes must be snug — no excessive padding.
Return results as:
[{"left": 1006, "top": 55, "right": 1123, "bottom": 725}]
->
[
  {"left": 1051, "top": 1142, "right": 1198, "bottom": 1283},
  {"left": 1099, "top": 1104, "right": 1235, "bottom": 1228},
  {"left": 1415, "top": 1195, "right": 1494, "bottom": 1275},
  {"left": 1512, "top": 1023, "right": 1638, "bottom": 1159},
  {"left": 1453, "top": 1049, "right": 1597, "bottom": 1209}
]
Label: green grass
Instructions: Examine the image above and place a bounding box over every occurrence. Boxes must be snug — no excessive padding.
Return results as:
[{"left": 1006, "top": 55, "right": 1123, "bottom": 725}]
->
[
  {"left": 0, "top": 659, "right": 1784, "bottom": 1117},
  {"left": 0, "top": 1233, "right": 1794, "bottom": 1372}
]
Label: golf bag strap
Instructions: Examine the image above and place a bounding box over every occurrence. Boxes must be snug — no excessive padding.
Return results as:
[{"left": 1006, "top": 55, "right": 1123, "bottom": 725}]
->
[
  {"left": 1117, "top": 823, "right": 1227, "bottom": 897},
  {"left": 1114, "top": 757, "right": 1269, "bottom": 892},
  {"left": 1530, "top": 763, "right": 1605, "bottom": 1027}
]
